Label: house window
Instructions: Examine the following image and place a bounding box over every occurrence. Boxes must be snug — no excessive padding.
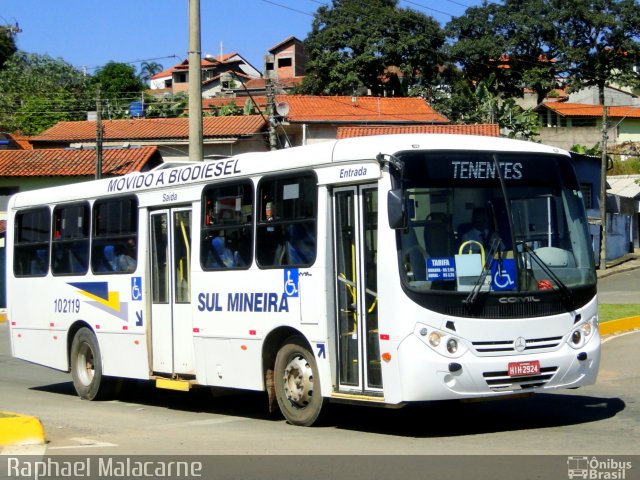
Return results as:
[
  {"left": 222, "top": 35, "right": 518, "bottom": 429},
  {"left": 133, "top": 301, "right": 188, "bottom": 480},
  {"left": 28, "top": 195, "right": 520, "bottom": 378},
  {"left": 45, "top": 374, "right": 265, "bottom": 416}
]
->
[
  {"left": 176, "top": 73, "right": 187, "bottom": 83},
  {"left": 573, "top": 117, "right": 597, "bottom": 127},
  {"left": 277, "top": 57, "right": 292, "bottom": 68},
  {"left": 580, "top": 183, "right": 593, "bottom": 209}
]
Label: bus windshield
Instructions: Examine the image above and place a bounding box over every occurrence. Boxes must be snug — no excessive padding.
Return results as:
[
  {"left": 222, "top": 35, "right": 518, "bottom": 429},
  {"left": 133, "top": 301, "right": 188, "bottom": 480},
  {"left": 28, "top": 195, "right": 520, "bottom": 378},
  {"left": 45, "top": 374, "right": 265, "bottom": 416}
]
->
[{"left": 396, "top": 150, "right": 596, "bottom": 294}]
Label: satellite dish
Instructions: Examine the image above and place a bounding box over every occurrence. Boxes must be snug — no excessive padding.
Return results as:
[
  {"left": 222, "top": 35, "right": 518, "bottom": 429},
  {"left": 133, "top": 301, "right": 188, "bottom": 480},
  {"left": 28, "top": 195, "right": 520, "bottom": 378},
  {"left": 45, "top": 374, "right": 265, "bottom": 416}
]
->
[{"left": 276, "top": 101, "right": 290, "bottom": 116}]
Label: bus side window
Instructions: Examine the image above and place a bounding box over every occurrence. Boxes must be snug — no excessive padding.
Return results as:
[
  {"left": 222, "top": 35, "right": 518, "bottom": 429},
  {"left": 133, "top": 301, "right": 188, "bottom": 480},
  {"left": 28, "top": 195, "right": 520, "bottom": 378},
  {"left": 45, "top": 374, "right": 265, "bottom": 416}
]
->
[
  {"left": 51, "top": 203, "right": 90, "bottom": 276},
  {"left": 14, "top": 208, "right": 51, "bottom": 278},
  {"left": 256, "top": 173, "right": 317, "bottom": 268},
  {"left": 201, "top": 181, "right": 253, "bottom": 271},
  {"left": 91, "top": 196, "right": 138, "bottom": 275}
]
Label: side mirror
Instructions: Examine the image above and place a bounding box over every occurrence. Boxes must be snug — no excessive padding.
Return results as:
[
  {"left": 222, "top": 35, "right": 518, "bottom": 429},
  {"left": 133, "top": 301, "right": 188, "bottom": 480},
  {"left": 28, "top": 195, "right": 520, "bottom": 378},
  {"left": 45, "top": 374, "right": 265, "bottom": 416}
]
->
[{"left": 387, "top": 189, "right": 406, "bottom": 229}]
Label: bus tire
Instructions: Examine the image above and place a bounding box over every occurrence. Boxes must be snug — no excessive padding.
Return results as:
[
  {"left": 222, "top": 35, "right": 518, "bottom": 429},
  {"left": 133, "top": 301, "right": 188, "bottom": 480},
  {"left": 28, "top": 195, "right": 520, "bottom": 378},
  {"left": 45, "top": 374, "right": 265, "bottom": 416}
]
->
[
  {"left": 274, "top": 336, "right": 324, "bottom": 426},
  {"left": 70, "top": 327, "right": 117, "bottom": 400}
]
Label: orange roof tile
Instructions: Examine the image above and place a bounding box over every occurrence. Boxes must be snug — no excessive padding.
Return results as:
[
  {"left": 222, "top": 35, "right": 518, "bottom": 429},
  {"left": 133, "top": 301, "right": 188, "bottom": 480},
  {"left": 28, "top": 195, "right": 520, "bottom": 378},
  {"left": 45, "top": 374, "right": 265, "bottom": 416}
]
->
[
  {"left": 337, "top": 124, "right": 500, "bottom": 139},
  {"left": 4, "top": 133, "right": 33, "bottom": 150},
  {"left": 542, "top": 103, "right": 640, "bottom": 118},
  {"left": 31, "top": 116, "right": 266, "bottom": 143},
  {"left": 0, "top": 147, "right": 159, "bottom": 177},
  {"left": 278, "top": 95, "right": 449, "bottom": 123}
]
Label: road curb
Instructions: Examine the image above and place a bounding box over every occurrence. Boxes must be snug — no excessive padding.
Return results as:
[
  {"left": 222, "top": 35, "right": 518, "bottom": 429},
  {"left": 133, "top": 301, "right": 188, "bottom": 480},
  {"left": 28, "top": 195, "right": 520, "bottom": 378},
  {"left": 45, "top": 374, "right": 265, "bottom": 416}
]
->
[
  {"left": 0, "top": 412, "right": 46, "bottom": 446},
  {"left": 600, "top": 315, "right": 640, "bottom": 336}
]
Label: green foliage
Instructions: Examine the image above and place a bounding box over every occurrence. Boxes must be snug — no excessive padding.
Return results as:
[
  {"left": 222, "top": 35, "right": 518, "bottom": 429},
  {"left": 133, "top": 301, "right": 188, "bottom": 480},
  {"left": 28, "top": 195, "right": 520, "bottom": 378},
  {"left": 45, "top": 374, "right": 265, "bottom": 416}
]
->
[
  {"left": 139, "top": 61, "right": 163, "bottom": 84},
  {"left": 0, "top": 27, "right": 17, "bottom": 69},
  {"left": 570, "top": 143, "right": 602, "bottom": 156},
  {"left": 205, "top": 101, "right": 242, "bottom": 117},
  {"left": 498, "top": 98, "right": 540, "bottom": 140},
  {"left": 0, "top": 52, "right": 92, "bottom": 133},
  {"left": 299, "top": 0, "right": 444, "bottom": 96},
  {"left": 145, "top": 93, "right": 188, "bottom": 118},
  {"left": 608, "top": 156, "right": 640, "bottom": 175},
  {"left": 92, "top": 62, "right": 146, "bottom": 117},
  {"left": 553, "top": 0, "right": 640, "bottom": 102}
]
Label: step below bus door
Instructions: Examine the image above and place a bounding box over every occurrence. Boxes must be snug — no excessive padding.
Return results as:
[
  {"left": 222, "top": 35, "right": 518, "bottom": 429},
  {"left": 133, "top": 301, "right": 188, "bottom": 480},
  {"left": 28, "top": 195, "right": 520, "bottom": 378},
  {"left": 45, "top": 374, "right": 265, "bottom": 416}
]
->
[
  {"left": 149, "top": 208, "right": 195, "bottom": 375},
  {"left": 333, "top": 185, "right": 382, "bottom": 393}
]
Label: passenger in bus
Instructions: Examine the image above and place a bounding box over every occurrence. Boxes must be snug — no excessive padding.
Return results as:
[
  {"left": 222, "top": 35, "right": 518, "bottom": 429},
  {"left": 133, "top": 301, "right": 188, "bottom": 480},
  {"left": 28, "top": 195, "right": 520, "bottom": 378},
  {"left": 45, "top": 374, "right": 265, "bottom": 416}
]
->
[
  {"left": 115, "top": 239, "right": 137, "bottom": 272},
  {"left": 460, "top": 207, "right": 491, "bottom": 251}
]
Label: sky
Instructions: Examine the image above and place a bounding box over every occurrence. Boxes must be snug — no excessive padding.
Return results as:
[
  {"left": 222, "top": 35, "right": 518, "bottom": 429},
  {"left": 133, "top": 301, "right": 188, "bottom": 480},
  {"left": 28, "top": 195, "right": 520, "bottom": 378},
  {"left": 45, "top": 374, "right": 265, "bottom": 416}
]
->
[{"left": 1, "top": 0, "right": 483, "bottom": 76}]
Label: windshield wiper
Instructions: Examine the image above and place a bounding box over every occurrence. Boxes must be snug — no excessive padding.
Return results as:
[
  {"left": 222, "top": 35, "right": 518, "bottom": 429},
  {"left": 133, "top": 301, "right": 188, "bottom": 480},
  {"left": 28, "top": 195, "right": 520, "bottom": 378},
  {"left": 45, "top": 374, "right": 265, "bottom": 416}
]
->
[{"left": 518, "top": 241, "right": 575, "bottom": 310}]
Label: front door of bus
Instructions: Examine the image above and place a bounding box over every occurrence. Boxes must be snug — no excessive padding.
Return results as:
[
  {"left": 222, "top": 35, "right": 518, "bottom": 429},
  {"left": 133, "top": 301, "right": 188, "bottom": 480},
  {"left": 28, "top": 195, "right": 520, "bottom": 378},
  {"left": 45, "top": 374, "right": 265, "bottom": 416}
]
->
[
  {"left": 149, "top": 208, "right": 194, "bottom": 375},
  {"left": 334, "top": 185, "right": 381, "bottom": 393}
]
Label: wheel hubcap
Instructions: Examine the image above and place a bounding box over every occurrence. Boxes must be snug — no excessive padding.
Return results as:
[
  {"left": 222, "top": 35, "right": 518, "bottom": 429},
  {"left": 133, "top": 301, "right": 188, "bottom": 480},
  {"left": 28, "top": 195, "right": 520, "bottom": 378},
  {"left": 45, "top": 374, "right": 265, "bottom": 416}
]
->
[
  {"left": 283, "top": 354, "right": 314, "bottom": 408},
  {"left": 77, "top": 343, "right": 95, "bottom": 386}
]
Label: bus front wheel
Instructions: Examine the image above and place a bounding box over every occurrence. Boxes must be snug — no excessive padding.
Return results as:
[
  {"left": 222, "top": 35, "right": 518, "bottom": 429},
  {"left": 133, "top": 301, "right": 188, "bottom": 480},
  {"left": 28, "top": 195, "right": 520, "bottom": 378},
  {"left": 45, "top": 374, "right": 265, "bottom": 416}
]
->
[
  {"left": 70, "top": 327, "right": 118, "bottom": 400},
  {"left": 274, "top": 336, "right": 324, "bottom": 426}
]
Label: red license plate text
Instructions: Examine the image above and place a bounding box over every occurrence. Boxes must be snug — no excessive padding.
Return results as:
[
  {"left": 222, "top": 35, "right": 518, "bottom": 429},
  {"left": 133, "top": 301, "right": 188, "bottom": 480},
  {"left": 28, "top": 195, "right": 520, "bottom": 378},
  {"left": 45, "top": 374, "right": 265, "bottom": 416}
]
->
[{"left": 508, "top": 360, "right": 540, "bottom": 377}]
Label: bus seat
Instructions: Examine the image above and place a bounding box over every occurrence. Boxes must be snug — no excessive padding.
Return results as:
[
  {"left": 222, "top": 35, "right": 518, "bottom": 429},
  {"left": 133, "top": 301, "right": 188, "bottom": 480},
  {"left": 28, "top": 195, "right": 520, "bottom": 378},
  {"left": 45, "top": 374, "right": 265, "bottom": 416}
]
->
[
  {"left": 402, "top": 226, "right": 426, "bottom": 281},
  {"left": 103, "top": 245, "right": 116, "bottom": 271},
  {"left": 424, "top": 213, "right": 454, "bottom": 258},
  {"left": 285, "top": 224, "right": 315, "bottom": 265},
  {"left": 212, "top": 236, "right": 235, "bottom": 268},
  {"left": 30, "top": 249, "right": 48, "bottom": 275}
]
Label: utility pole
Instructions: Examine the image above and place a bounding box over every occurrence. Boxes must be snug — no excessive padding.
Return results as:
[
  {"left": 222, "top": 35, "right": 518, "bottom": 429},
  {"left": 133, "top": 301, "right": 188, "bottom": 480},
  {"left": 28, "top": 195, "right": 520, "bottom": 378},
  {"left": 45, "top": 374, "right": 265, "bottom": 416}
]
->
[
  {"left": 265, "top": 77, "right": 278, "bottom": 151},
  {"left": 96, "top": 86, "right": 103, "bottom": 180},
  {"left": 599, "top": 102, "right": 608, "bottom": 270},
  {"left": 188, "top": 0, "right": 203, "bottom": 160}
]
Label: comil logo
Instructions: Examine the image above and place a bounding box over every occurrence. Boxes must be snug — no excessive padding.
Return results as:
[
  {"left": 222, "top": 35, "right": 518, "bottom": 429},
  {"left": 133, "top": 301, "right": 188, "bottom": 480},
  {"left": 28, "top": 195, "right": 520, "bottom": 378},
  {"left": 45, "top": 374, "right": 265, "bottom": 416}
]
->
[{"left": 567, "top": 456, "right": 632, "bottom": 479}]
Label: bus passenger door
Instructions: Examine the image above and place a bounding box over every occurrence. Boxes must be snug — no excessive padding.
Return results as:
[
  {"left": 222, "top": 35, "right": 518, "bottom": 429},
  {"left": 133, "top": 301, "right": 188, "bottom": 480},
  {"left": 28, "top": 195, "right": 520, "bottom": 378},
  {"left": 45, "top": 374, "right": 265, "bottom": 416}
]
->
[
  {"left": 333, "top": 185, "right": 381, "bottom": 393},
  {"left": 149, "top": 208, "right": 194, "bottom": 376}
]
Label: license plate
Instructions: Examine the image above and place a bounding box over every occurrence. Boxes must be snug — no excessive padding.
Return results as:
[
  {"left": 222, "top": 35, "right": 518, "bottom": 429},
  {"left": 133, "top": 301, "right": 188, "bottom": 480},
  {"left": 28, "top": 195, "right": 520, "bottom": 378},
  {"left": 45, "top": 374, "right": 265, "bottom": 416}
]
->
[{"left": 508, "top": 360, "right": 540, "bottom": 377}]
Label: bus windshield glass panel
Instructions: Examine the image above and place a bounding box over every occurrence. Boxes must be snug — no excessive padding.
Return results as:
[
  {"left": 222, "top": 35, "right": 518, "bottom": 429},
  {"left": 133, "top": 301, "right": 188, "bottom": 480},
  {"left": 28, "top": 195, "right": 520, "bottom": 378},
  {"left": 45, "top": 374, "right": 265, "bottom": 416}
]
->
[{"left": 396, "top": 151, "right": 596, "bottom": 294}]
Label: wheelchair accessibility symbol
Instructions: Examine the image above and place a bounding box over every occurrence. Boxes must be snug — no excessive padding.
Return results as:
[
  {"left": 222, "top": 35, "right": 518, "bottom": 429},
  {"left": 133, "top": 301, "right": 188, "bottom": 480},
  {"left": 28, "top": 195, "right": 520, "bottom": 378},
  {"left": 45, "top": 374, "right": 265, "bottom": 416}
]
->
[
  {"left": 131, "top": 277, "right": 143, "bottom": 301},
  {"left": 284, "top": 269, "right": 299, "bottom": 297},
  {"left": 490, "top": 260, "right": 516, "bottom": 291}
]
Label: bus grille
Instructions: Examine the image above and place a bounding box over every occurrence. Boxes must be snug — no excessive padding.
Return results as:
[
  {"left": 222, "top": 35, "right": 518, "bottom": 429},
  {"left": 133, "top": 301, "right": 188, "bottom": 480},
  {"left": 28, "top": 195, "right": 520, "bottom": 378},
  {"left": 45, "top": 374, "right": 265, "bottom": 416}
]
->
[
  {"left": 444, "top": 302, "right": 566, "bottom": 319},
  {"left": 482, "top": 367, "right": 558, "bottom": 392},
  {"left": 472, "top": 336, "right": 563, "bottom": 355}
]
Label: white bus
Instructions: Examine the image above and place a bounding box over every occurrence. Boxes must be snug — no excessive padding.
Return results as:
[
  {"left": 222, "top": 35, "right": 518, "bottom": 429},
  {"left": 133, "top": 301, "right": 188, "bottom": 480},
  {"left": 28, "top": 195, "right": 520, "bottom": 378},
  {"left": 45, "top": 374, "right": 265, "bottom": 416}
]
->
[{"left": 6, "top": 134, "right": 600, "bottom": 426}]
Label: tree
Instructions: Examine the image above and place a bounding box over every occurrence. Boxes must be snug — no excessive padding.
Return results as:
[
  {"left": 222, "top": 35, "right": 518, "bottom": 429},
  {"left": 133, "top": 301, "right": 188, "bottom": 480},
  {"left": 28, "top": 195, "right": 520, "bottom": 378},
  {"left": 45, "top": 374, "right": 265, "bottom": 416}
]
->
[
  {"left": 0, "top": 52, "right": 92, "bottom": 133},
  {"left": 551, "top": 0, "right": 640, "bottom": 104},
  {"left": 0, "top": 26, "right": 17, "bottom": 69},
  {"left": 139, "top": 61, "right": 163, "bottom": 85},
  {"left": 92, "top": 62, "right": 146, "bottom": 118},
  {"left": 446, "top": 0, "right": 561, "bottom": 103},
  {"left": 299, "top": 0, "right": 445, "bottom": 96}
]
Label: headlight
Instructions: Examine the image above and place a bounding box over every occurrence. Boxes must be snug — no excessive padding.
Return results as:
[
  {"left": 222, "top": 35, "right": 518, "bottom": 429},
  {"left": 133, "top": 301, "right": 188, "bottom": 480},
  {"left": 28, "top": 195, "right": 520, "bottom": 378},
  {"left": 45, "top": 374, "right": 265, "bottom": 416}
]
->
[
  {"left": 414, "top": 323, "right": 467, "bottom": 358},
  {"left": 568, "top": 315, "right": 598, "bottom": 349}
]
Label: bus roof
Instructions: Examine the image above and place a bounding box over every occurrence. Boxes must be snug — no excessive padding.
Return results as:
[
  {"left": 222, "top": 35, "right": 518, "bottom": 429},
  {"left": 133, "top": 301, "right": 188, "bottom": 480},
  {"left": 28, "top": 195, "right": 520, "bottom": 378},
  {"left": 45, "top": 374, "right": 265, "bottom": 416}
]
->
[{"left": 8, "top": 134, "right": 569, "bottom": 209}]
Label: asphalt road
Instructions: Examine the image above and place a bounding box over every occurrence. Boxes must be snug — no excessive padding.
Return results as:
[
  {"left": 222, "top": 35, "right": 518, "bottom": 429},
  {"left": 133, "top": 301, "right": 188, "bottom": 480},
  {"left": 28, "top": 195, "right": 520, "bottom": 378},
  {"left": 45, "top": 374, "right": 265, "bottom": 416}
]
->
[
  {"left": 0, "top": 322, "right": 638, "bottom": 460},
  {"left": 598, "top": 267, "right": 640, "bottom": 304}
]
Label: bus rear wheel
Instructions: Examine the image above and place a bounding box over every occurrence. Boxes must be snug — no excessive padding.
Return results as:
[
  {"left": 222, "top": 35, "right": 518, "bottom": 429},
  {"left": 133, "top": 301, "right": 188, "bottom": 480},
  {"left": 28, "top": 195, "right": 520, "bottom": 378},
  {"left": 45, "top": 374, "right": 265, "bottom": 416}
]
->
[
  {"left": 70, "top": 327, "right": 119, "bottom": 400},
  {"left": 274, "top": 336, "right": 324, "bottom": 426}
]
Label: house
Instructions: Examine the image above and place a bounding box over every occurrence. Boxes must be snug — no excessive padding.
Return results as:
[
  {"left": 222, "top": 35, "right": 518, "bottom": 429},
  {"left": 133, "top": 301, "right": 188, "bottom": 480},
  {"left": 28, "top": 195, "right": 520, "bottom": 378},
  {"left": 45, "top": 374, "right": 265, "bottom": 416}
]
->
[
  {"left": 607, "top": 175, "right": 640, "bottom": 251},
  {"left": 149, "top": 54, "right": 262, "bottom": 99},
  {"left": 535, "top": 103, "right": 640, "bottom": 150},
  {"left": 0, "top": 146, "right": 163, "bottom": 219},
  {"left": 274, "top": 95, "right": 450, "bottom": 146},
  {"left": 29, "top": 116, "right": 268, "bottom": 162}
]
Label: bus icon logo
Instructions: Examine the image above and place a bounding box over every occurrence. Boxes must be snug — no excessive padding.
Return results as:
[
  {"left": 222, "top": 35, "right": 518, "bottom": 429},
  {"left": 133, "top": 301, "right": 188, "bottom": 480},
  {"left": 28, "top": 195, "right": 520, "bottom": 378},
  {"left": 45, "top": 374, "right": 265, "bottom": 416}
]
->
[
  {"left": 284, "top": 269, "right": 299, "bottom": 297},
  {"left": 567, "top": 456, "right": 589, "bottom": 479}
]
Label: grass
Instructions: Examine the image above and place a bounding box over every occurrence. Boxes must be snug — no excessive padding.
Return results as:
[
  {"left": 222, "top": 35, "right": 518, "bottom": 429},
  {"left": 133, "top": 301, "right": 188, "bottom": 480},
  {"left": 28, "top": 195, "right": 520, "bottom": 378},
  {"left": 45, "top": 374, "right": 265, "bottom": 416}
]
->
[{"left": 598, "top": 304, "right": 640, "bottom": 322}]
